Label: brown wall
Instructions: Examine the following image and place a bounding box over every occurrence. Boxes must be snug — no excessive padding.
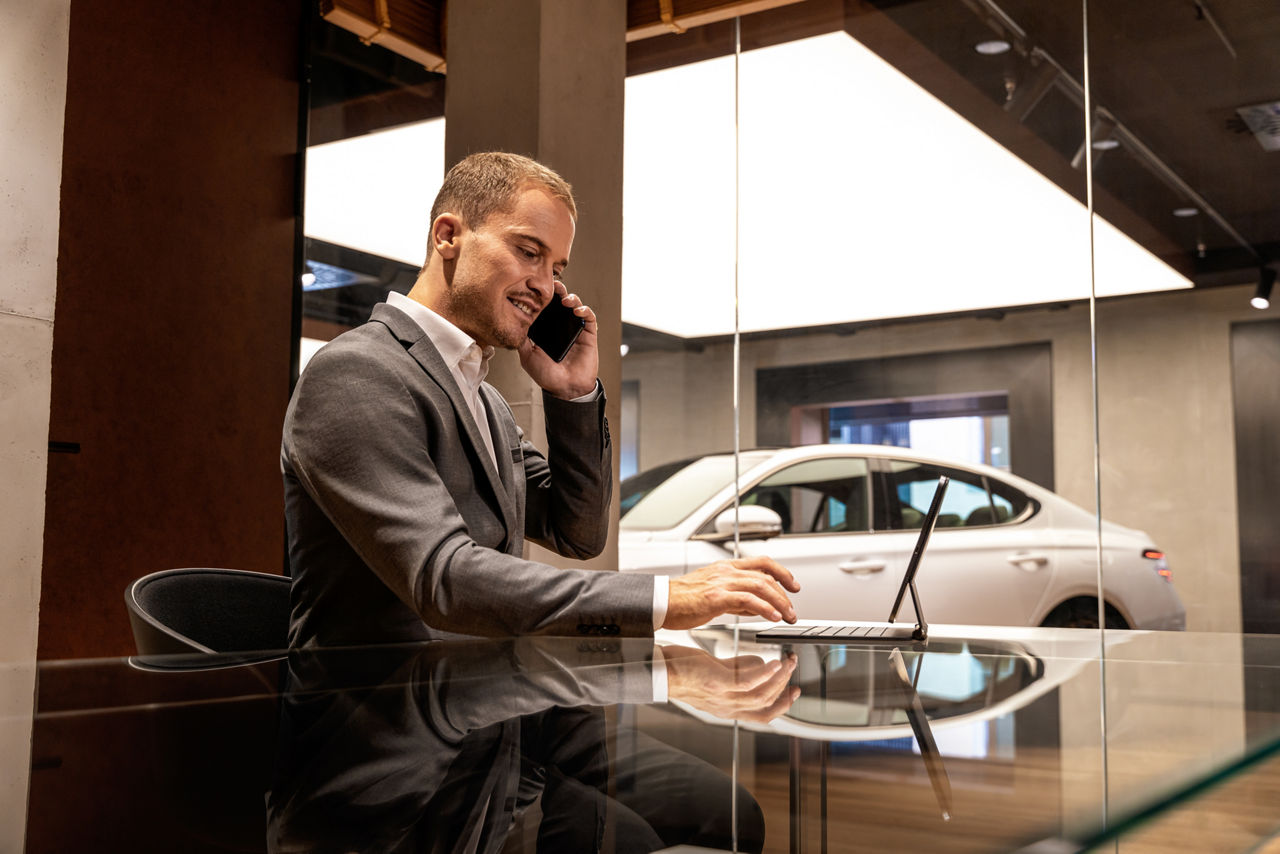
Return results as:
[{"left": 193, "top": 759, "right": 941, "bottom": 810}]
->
[{"left": 39, "top": 0, "right": 302, "bottom": 658}]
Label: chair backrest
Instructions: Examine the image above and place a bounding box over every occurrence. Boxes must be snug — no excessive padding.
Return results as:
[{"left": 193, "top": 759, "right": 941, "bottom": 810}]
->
[{"left": 125, "top": 568, "right": 291, "bottom": 656}]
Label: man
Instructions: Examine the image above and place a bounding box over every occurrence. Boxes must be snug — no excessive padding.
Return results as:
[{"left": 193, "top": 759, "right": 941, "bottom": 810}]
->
[{"left": 282, "top": 152, "right": 797, "bottom": 647}]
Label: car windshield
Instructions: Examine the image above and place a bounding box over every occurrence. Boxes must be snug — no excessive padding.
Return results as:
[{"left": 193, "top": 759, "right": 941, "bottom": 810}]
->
[
  {"left": 619, "top": 451, "right": 775, "bottom": 531},
  {"left": 618, "top": 458, "right": 696, "bottom": 516}
]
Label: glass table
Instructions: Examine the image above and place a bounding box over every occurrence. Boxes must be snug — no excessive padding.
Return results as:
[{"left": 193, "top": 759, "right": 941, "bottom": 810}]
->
[{"left": 22, "top": 625, "right": 1280, "bottom": 852}]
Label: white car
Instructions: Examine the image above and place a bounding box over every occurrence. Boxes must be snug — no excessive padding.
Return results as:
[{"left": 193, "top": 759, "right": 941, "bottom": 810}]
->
[{"left": 619, "top": 445, "right": 1185, "bottom": 630}]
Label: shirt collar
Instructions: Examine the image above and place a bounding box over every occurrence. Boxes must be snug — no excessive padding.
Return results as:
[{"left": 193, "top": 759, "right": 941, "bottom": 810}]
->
[{"left": 386, "top": 291, "right": 495, "bottom": 378}]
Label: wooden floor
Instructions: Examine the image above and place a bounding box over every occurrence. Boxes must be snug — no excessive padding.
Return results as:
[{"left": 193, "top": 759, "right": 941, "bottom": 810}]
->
[
  {"left": 1095, "top": 750, "right": 1280, "bottom": 854},
  {"left": 746, "top": 746, "right": 1073, "bottom": 853},
  {"left": 735, "top": 747, "right": 1280, "bottom": 853}
]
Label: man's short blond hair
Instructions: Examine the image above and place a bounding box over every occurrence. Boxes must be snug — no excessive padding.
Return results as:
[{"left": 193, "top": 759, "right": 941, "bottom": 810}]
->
[{"left": 426, "top": 152, "right": 577, "bottom": 259}]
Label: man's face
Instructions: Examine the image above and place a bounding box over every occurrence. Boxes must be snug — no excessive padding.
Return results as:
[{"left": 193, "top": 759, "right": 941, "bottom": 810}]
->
[{"left": 440, "top": 186, "right": 575, "bottom": 350}]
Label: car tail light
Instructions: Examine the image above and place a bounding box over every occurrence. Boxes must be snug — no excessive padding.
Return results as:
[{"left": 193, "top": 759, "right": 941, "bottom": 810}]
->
[{"left": 1142, "top": 549, "right": 1172, "bottom": 581}]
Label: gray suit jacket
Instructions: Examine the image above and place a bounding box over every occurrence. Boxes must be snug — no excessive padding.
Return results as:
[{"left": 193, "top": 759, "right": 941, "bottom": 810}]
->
[{"left": 281, "top": 303, "right": 654, "bottom": 647}]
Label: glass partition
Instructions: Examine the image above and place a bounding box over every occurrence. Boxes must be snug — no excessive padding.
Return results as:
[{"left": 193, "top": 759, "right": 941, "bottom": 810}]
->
[
  {"left": 1084, "top": 0, "right": 1280, "bottom": 842},
  {"left": 1086, "top": 0, "right": 1279, "bottom": 635},
  {"left": 619, "top": 22, "right": 752, "bottom": 841},
  {"left": 709, "top": 1, "right": 1105, "bottom": 637}
]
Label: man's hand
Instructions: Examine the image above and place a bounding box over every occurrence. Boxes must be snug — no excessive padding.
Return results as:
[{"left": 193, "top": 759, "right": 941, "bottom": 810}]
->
[
  {"left": 662, "top": 644, "right": 800, "bottom": 723},
  {"left": 662, "top": 556, "right": 800, "bottom": 630},
  {"left": 518, "top": 282, "right": 599, "bottom": 400}
]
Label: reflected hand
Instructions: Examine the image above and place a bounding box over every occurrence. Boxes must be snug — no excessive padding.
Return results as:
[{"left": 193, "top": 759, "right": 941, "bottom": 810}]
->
[
  {"left": 662, "top": 556, "right": 800, "bottom": 630},
  {"left": 663, "top": 645, "right": 800, "bottom": 723}
]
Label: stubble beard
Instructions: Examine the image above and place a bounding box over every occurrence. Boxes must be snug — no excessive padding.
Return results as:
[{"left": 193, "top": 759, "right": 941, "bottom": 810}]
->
[{"left": 444, "top": 279, "right": 526, "bottom": 351}]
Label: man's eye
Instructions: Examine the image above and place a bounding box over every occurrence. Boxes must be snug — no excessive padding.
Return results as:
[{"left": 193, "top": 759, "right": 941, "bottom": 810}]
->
[{"left": 519, "top": 247, "right": 538, "bottom": 259}]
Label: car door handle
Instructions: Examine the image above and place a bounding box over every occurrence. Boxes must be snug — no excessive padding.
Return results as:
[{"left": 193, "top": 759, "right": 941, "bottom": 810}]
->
[
  {"left": 839, "top": 559, "right": 887, "bottom": 575},
  {"left": 1007, "top": 552, "right": 1050, "bottom": 569}
]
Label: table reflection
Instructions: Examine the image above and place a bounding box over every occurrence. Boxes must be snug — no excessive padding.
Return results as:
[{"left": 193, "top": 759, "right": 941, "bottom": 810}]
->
[
  {"left": 267, "top": 639, "right": 773, "bottom": 853},
  {"left": 26, "top": 630, "right": 1280, "bottom": 853}
]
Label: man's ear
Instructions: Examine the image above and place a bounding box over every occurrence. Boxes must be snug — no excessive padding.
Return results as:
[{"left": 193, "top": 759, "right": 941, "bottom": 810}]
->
[{"left": 432, "top": 213, "right": 464, "bottom": 259}]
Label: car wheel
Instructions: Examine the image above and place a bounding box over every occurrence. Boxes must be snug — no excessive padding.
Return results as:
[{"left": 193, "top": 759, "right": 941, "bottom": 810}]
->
[{"left": 1039, "top": 598, "right": 1129, "bottom": 630}]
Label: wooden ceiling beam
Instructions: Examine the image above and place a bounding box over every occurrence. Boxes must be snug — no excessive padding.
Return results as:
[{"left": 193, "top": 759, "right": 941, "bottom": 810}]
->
[
  {"left": 319, "top": 0, "right": 807, "bottom": 71},
  {"left": 320, "top": 0, "right": 447, "bottom": 71},
  {"left": 625, "top": 0, "right": 808, "bottom": 42}
]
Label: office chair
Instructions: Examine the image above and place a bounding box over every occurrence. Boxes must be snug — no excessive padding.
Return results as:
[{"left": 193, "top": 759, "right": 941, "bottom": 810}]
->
[
  {"left": 125, "top": 567, "right": 290, "bottom": 664},
  {"left": 113, "top": 569, "right": 289, "bottom": 849}
]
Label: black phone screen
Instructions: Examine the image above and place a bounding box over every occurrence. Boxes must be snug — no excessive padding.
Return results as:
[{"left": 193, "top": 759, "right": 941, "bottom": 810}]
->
[{"left": 527, "top": 297, "right": 586, "bottom": 362}]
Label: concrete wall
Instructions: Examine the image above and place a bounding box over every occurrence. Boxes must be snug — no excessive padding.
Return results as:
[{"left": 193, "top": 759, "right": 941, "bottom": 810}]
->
[
  {"left": 0, "top": 0, "right": 72, "bottom": 847},
  {"left": 623, "top": 284, "right": 1272, "bottom": 632},
  {"left": 0, "top": 0, "right": 71, "bottom": 845}
]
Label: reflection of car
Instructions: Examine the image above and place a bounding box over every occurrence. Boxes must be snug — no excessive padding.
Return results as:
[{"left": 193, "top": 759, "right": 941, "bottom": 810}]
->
[
  {"left": 620, "top": 446, "right": 1186, "bottom": 630},
  {"left": 661, "top": 624, "right": 1134, "bottom": 740}
]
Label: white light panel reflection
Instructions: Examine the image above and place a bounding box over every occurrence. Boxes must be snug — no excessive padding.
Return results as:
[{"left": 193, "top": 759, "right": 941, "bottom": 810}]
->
[
  {"left": 622, "top": 54, "right": 739, "bottom": 336},
  {"left": 304, "top": 32, "right": 1190, "bottom": 339},
  {"left": 298, "top": 336, "right": 326, "bottom": 373},
  {"left": 304, "top": 119, "right": 445, "bottom": 267},
  {"left": 623, "top": 31, "right": 1190, "bottom": 338}
]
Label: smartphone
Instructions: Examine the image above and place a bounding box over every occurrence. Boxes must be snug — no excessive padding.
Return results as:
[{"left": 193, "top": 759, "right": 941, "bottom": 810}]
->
[{"left": 527, "top": 296, "right": 586, "bottom": 362}]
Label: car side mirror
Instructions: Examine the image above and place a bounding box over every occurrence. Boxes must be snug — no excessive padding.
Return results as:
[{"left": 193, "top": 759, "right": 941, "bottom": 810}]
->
[{"left": 710, "top": 505, "right": 783, "bottom": 542}]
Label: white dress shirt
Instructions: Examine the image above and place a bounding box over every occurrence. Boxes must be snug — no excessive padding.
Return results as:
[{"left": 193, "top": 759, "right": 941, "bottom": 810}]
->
[{"left": 385, "top": 293, "right": 669, "bottom": 637}]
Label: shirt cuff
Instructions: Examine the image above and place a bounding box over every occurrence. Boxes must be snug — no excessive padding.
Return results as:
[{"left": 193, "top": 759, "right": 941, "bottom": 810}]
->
[
  {"left": 570, "top": 380, "right": 602, "bottom": 403},
  {"left": 652, "top": 575, "right": 669, "bottom": 631},
  {"left": 651, "top": 643, "right": 669, "bottom": 702}
]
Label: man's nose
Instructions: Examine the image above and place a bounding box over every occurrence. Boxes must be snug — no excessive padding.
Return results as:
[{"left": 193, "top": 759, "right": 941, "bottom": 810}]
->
[{"left": 530, "top": 267, "right": 555, "bottom": 304}]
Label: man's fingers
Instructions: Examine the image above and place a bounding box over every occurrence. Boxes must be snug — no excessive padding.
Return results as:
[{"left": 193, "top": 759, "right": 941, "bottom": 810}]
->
[
  {"left": 574, "top": 303, "right": 598, "bottom": 330},
  {"left": 731, "top": 574, "right": 797, "bottom": 623},
  {"left": 729, "top": 590, "right": 790, "bottom": 623},
  {"left": 735, "top": 555, "right": 801, "bottom": 593},
  {"left": 663, "top": 556, "right": 800, "bottom": 629}
]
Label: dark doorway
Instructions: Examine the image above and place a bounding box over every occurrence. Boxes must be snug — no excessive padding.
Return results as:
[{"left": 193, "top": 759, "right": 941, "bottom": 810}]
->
[
  {"left": 756, "top": 343, "right": 1054, "bottom": 490},
  {"left": 1232, "top": 320, "right": 1280, "bottom": 635}
]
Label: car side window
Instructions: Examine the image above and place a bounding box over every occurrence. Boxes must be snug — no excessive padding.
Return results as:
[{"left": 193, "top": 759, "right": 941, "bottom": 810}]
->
[
  {"left": 883, "top": 461, "right": 1020, "bottom": 530},
  {"left": 987, "top": 478, "right": 1031, "bottom": 523},
  {"left": 742, "top": 458, "right": 870, "bottom": 535}
]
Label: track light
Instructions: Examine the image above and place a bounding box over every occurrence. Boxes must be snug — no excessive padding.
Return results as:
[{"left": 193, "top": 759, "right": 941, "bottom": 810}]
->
[{"left": 1252, "top": 267, "right": 1275, "bottom": 310}]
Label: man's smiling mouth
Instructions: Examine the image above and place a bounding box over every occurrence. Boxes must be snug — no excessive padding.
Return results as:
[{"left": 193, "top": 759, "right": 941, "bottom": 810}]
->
[{"left": 509, "top": 297, "right": 538, "bottom": 317}]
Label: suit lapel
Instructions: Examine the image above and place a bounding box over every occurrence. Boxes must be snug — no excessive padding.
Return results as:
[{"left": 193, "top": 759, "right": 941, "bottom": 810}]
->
[
  {"left": 369, "top": 304, "right": 519, "bottom": 540},
  {"left": 479, "top": 384, "right": 519, "bottom": 492}
]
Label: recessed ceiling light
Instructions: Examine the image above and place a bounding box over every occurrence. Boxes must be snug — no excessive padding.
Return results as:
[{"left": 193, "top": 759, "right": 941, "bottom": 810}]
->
[
  {"left": 1172, "top": 207, "right": 1199, "bottom": 218},
  {"left": 1092, "top": 139, "right": 1120, "bottom": 150},
  {"left": 974, "top": 39, "right": 1011, "bottom": 55}
]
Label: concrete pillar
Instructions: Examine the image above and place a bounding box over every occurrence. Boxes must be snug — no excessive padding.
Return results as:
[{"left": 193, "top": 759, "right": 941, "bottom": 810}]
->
[
  {"left": 444, "top": 0, "right": 627, "bottom": 570},
  {"left": 0, "top": 0, "right": 71, "bottom": 845}
]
